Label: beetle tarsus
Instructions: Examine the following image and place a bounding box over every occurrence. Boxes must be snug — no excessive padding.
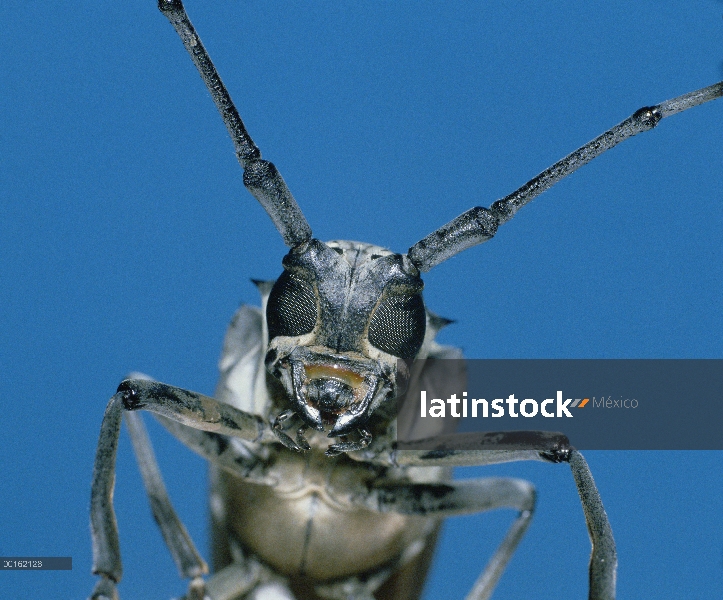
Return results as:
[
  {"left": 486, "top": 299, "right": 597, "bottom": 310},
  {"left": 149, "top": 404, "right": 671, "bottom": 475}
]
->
[
  {"left": 89, "top": 575, "right": 119, "bottom": 600},
  {"left": 296, "top": 424, "right": 311, "bottom": 451},
  {"left": 183, "top": 575, "right": 209, "bottom": 600},
  {"left": 326, "top": 428, "right": 372, "bottom": 456},
  {"left": 271, "top": 410, "right": 308, "bottom": 452}
]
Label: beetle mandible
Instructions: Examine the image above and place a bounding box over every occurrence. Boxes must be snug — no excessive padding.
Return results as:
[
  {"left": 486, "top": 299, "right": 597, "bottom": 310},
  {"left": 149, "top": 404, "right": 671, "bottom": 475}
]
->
[{"left": 89, "top": 2, "right": 723, "bottom": 600}]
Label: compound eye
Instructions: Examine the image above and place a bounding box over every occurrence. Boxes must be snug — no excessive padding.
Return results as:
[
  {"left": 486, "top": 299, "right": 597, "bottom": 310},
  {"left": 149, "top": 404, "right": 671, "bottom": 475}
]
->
[
  {"left": 267, "top": 271, "right": 318, "bottom": 340},
  {"left": 367, "top": 294, "right": 426, "bottom": 359}
]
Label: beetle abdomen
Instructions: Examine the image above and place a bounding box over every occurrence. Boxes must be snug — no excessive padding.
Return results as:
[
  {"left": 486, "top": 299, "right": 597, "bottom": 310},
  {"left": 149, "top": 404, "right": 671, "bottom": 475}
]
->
[{"left": 219, "top": 453, "right": 432, "bottom": 582}]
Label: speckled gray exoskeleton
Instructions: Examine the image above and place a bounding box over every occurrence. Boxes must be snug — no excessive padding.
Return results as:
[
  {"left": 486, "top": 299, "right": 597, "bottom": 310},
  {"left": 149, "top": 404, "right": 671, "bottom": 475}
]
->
[{"left": 88, "top": 2, "right": 723, "bottom": 600}]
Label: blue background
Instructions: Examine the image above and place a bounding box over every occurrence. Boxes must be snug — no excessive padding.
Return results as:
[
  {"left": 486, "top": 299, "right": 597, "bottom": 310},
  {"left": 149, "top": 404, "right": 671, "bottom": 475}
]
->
[{"left": 2, "top": 1, "right": 722, "bottom": 598}]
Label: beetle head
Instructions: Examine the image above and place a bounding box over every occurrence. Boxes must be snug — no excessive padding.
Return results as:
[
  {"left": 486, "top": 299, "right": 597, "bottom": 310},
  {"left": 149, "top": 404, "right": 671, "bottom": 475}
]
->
[{"left": 264, "top": 239, "right": 425, "bottom": 442}]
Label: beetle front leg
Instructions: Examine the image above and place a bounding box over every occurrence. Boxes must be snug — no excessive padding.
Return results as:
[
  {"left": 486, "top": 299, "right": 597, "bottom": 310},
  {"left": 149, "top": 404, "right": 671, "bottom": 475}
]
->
[
  {"left": 569, "top": 450, "right": 616, "bottom": 600},
  {"left": 89, "top": 378, "right": 273, "bottom": 599},
  {"left": 387, "top": 432, "right": 616, "bottom": 600},
  {"left": 117, "top": 378, "right": 270, "bottom": 440}
]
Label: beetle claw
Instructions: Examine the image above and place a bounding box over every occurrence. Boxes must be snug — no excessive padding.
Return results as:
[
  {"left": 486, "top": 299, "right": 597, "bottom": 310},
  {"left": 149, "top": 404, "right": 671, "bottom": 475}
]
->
[
  {"left": 325, "top": 427, "right": 372, "bottom": 456},
  {"left": 271, "top": 410, "right": 309, "bottom": 452}
]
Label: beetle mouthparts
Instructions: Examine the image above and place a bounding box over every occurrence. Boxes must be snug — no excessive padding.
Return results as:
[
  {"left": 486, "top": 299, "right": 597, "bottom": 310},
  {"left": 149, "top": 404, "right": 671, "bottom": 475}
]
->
[
  {"left": 326, "top": 380, "right": 375, "bottom": 437},
  {"left": 284, "top": 359, "right": 381, "bottom": 437}
]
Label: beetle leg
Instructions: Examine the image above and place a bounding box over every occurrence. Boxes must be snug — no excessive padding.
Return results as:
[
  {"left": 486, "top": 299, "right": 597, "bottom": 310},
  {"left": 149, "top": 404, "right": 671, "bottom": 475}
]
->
[
  {"left": 384, "top": 434, "right": 615, "bottom": 600},
  {"left": 362, "top": 477, "right": 536, "bottom": 600},
  {"left": 295, "top": 423, "right": 312, "bottom": 451},
  {"left": 201, "top": 561, "right": 262, "bottom": 600},
  {"left": 124, "top": 412, "right": 208, "bottom": 590},
  {"left": 153, "top": 414, "right": 276, "bottom": 485},
  {"left": 314, "top": 565, "right": 393, "bottom": 600},
  {"left": 271, "top": 409, "right": 308, "bottom": 452},
  {"left": 90, "top": 378, "right": 276, "bottom": 598},
  {"left": 89, "top": 575, "right": 118, "bottom": 600},
  {"left": 90, "top": 393, "right": 124, "bottom": 599},
  {"left": 325, "top": 428, "right": 372, "bottom": 456},
  {"left": 183, "top": 576, "right": 209, "bottom": 600},
  {"left": 116, "top": 378, "right": 270, "bottom": 442}
]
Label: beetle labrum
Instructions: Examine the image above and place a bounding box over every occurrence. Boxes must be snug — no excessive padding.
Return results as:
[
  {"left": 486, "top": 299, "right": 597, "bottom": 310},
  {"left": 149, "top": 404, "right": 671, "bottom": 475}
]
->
[{"left": 89, "top": 2, "right": 723, "bottom": 599}]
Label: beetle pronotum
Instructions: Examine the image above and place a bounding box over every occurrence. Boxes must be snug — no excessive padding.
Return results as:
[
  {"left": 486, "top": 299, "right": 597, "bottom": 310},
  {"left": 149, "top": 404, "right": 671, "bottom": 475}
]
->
[{"left": 69, "top": 1, "right": 723, "bottom": 600}]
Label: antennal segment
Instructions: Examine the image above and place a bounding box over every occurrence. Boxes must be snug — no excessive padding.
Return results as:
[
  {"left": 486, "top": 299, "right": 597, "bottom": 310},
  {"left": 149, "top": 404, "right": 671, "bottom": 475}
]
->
[
  {"left": 158, "top": 0, "right": 312, "bottom": 247},
  {"left": 408, "top": 81, "right": 723, "bottom": 272}
]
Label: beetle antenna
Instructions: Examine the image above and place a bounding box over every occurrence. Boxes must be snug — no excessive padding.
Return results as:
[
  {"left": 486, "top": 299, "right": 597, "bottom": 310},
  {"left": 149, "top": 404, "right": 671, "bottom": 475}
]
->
[
  {"left": 407, "top": 81, "right": 723, "bottom": 272},
  {"left": 158, "top": 0, "right": 312, "bottom": 247}
]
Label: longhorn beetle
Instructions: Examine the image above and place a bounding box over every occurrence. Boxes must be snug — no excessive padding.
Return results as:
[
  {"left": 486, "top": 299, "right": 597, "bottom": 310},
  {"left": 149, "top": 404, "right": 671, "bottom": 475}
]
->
[{"left": 89, "top": 2, "right": 723, "bottom": 600}]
